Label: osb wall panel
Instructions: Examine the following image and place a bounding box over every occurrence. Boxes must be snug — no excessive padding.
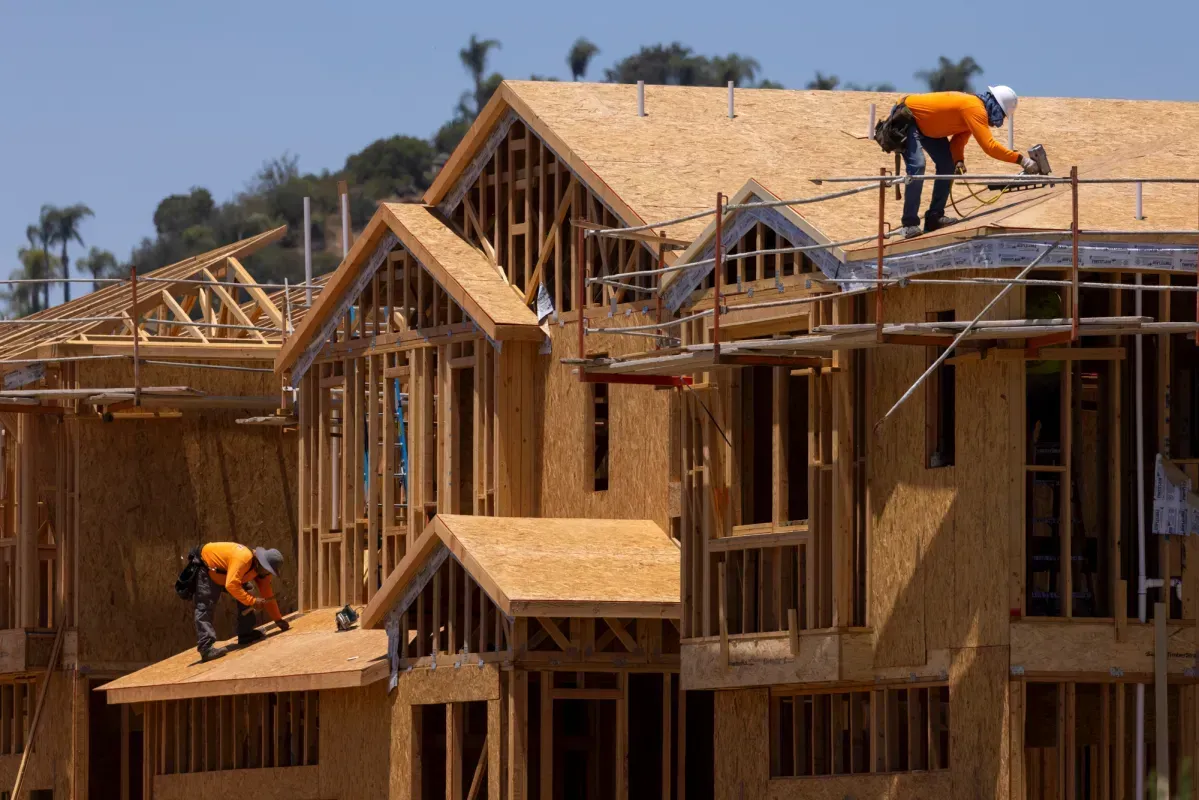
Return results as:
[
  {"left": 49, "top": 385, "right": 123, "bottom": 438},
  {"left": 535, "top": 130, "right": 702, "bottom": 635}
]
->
[
  {"left": 153, "top": 765, "right": 322, "bottom": 800},
  {"left": 537, "top": 315, "right": 673, "bottom": 530},
  {"left": 76, "top": 362, "right": 297, "bottom": 667},
  {"left": 389, "top": 698, "right": 417, "bottom": 800},
  {"left": 869, "top": 275, "right": 1019, "bottom": 669},
  {"left": 319, "top": 683, "right": 391, "bottom": 799},
  {"left": 713, "top": 688, "right": 768, "bottom": 799},
  {"left": 394, "top": 662, "right": 500, "bottom": 705},
  {"left": 0, "top": 671, "right": 76, "bottom": 797},
  {"left": 767, "top": 773, "right": 952, "bottom": 800},
  {"left": 950, "top": 645, "right": 1010, "bottom": 798}
]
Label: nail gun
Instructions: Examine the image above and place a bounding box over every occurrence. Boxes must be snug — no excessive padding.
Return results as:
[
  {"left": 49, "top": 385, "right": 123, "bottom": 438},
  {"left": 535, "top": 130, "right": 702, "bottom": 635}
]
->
[{"left": 987, "top": 144, "right": 1052, "bottom": 191}]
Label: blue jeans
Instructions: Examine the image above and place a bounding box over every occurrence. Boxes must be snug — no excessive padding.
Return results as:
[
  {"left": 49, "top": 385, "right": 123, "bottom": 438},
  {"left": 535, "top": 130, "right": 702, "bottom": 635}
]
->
[{"left": 902, "top": 128, "right": 956, "bottom": 228}]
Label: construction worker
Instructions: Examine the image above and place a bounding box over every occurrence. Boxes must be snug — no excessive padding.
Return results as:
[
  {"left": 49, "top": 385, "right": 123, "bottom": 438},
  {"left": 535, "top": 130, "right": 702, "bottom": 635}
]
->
[
  {"left": 194, "top": 542, "right": 289, "bottom": 662},
  {"left": 896, "top": 85, "right": 1043, "bottom": 238}
]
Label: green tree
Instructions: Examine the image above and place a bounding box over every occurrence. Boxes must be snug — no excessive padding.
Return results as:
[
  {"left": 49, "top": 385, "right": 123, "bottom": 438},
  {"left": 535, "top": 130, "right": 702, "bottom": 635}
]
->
[
  {"left": 567, "top": 37, "right": 600, "bottom": 81},
  {"left": 345, "top": 136, "right": 436, "bottom": 200},
  {"left": 710, "top": 54, "right": 760, "bottom": 86},
  {"left": 844, "top": 81, "right": 897, "bottom": 92},
  {"left": 604, "top": 43, "right": 705, "bottom": 85},
  {"left": 806, "top": 72, "right": 840, "bottom": 90},
  {"left": 153, "top": 188, "right": 215, "bottom": 237},
  {"left": 459, "top": 35, "right": 503, "bottom": 115},
  {"left": 916, "top": 56, "right": 983, "bottom": 93},
  {"left": 76, "top": 246, "right": 121, "bottom": 293},
  {"left": 44, "top": 203, "right": 93, "bottom": 303},
  {"left": 11, "top": 247, "right": 58, "bottom": 315},
  {"left": 26, "top": 213, "right": 56, "bottom": 310}
]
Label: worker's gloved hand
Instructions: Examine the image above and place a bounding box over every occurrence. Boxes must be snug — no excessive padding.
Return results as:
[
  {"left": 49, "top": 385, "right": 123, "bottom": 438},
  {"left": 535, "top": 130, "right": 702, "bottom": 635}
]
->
[
  {"left": 277, "top": 618, "right": 290, "bottom": 633},
  {"left": 252, "top": 597, "right": 270, "bottom": 609},
  {"left": 1020, "top": 154, "right": 1042, "bottom": 175},
  {"left": 954, "top": 161, "right": 966, "bottom": 175}
]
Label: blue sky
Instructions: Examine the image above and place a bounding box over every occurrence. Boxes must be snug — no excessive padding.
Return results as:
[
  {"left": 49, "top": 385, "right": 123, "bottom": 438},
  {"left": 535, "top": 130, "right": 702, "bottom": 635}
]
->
[{"left": 2, "top": 0, "right": 1194, "bottom": 303}]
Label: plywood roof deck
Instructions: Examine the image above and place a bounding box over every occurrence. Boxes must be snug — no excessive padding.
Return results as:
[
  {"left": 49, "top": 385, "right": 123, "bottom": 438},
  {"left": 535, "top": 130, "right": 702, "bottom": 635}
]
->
[
  {"left": 102, "top": 607, "right": 388, "bottom": 704},
  {"left": 429, "top": 81, "right": 1199, "bottom": 260},
  {"left": 362, "top": 515, "right": 681, "bottom": 629}
]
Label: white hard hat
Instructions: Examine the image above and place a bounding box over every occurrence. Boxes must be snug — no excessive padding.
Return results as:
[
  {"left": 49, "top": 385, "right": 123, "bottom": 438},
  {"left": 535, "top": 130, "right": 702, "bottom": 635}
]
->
[{"left": 988, "top": 85, "right": 1018, "bottom": 118}]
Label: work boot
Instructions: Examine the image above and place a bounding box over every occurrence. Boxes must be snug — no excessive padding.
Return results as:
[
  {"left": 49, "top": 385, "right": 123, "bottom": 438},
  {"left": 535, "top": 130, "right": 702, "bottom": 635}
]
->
[
  {"left": 200, "top": 645, "right": 227, "bottom": 663},
  {"left": 923, "top": 215, "right": 959, "bottom": 234},
  {"left": 238, "top": 629, "right": 266, "bottom": 647},
  {"left": 900, "top": 225, "right": 923, "bottom": 239}
]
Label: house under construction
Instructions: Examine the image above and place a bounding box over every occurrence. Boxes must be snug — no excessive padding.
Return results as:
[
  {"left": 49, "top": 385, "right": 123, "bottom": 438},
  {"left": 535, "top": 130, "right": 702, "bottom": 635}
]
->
[
  {"left": 94, "top": 81, "right": 1199, "bottom": 800},
  {"left": 0, "top": 227, "right": 314, "bottom": 797}
]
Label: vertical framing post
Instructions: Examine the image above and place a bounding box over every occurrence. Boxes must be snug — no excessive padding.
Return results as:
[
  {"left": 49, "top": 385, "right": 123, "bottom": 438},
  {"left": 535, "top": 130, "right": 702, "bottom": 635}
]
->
[
  {"left": 1071, "top": 166, "right": 1080, "bottom": 341},
  {"left": 876, "top": 168, "right": 887, "bottom": 343},
  {"left": 713, "top": 193, "right": 723, "bottom": 362},
  {"left": 867, "top": 103, "right": 876, "bottom": 139},
  {"left": 577, "top": 223, "right": 586, "bottom": 370},
  {"left": 303, "top": 196, "right": 313, "bottom": 305},
  {"left": 130, "top": 265, "right": 140, "bottom": 407}
]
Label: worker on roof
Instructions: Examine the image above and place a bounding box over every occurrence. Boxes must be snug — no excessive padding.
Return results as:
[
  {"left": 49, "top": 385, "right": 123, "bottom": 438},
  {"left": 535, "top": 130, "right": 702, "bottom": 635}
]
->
[
  {"left": 875, "top": 85, "right": 1044, "bottom": 239},
  {"left": 192, "top": 542, "right": 289, "bottom": 662}
]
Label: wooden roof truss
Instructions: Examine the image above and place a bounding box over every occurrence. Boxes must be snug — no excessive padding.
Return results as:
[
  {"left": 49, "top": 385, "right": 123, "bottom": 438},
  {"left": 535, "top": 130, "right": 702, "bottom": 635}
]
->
[{"left": 0, "top": 227, "right": 303, "bottom": 364}]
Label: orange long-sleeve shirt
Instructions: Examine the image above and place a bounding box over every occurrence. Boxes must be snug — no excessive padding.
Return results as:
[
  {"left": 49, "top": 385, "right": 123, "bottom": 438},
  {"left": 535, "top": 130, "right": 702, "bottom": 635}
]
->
[
  {"left": 201, "top": 542, "right": 282, "bottom": 621},
  {"left": 903, "top": 92, "right": 1021, "bottom": 165}
]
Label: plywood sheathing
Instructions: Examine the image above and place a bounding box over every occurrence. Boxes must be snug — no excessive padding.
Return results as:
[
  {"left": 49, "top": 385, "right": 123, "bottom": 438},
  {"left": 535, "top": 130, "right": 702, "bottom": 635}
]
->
[
  {"left": 431, "top": 513, "right": 680, "bottom": 618},
  {"left": 362, "top": 514, "right": 679, "bottom": 629},
  {"left": 539, "top": 316, "right": 674, "bottom": 532},
  {"left": 429, "top": 81, "right": 1199, "bottom": 266},
  {"left": 869, "top": 273, "right": 1019, "bottom": 669},
  {"left": 101, "top": 608, "right": 388, "bottom": 703},
  {"left": 76, "top": 367, "right": 299, "bottom": 666},
  {"left": 275, "top": 203, "right": 541, "bottom": 375}
]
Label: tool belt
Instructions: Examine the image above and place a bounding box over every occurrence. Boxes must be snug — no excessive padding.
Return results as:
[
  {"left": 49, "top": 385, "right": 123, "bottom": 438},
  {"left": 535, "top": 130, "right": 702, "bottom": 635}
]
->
[
  {"left": 175, "top": 546, "right": 205, "bottom": 601},
  {"left": 874, "top": 102, "right": 915, "bottom": 154}
]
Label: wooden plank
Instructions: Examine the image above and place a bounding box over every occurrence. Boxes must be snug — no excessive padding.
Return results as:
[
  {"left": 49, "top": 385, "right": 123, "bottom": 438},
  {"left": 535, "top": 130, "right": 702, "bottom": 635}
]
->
[
  {"left": 540, "top": 672, "right": 553, "bottom": 800},
  {"left": 509, "top": 670, "right": 528, "bottom": 800},
  {"left": 616, "top": 671, "right": 628, "bottom": 800},
  {"left": 1155, "top": 602, "right": 1169, "bottom": 795},
  {"left": 228, "top": 256, "right": 285, "bottom": 328},
  {"left": 449, "top": 702, "right": 464, "bottom": 800},
  {"left": 662, "top": 674, "right": 672, "bottom": 800}
]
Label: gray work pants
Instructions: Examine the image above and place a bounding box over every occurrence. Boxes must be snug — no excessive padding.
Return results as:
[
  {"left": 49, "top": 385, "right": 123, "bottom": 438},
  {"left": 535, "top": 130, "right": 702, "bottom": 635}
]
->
[{"left": 194, "top": 568, "right": 257, "bottom": 652}]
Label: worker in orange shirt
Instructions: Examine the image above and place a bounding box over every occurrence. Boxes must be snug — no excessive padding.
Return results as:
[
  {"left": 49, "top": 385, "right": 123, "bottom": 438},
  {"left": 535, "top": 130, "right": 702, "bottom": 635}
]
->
[
  {"left": 895, "top": 85, "right": 1043, "bottom": 238},
  {"left": 193, "top": 542, "right": 289, "bottom": 662}
]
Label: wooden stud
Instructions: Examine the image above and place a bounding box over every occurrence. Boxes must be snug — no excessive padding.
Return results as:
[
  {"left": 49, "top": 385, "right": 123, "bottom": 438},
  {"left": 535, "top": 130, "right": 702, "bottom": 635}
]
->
[
  {"left": 449, "top": 702, "right": 464, "bottom": 800},
  {"left": 540, "top": 672, "right": 553, "bottom": 800}
]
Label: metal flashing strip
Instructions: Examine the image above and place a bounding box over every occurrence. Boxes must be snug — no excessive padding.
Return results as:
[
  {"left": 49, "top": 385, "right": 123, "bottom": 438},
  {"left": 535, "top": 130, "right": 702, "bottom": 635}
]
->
[
  {"left": 844, "top": 238, "right": 1199, "bottom": 291},
  {"left": 290, "top": 232, "right": 398, "bottom": 386},
  {"left": 438, "top": 110, "right": 519, "bottom": 216}
]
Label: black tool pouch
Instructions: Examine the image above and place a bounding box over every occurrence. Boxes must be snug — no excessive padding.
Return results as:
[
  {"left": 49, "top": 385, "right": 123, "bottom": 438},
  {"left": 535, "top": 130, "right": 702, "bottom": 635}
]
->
[
  {"left": 174, "top": 546, "right": 203, "bottom": 601},
  {"left": 874, "top": 103, "right": 915, "bottom": 154}
]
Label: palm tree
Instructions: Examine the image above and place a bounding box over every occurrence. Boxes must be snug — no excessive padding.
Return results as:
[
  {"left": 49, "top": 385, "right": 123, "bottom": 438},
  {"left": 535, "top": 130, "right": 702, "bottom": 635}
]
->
[
  {"left": 806, "top": 72, "right": 840, "bottom": 90},
  {"left": 459, "top": 35, "right": 502, "bottom": 115},
  {"left": 12, "top": 248, "right": 58, "bottom": 316},
  {"left": 77, "top": 246, "right": 120, "bottom": 294},
  {"left": 26, "top": 214, "right": 55, "bottom": 310},
  {"left": 567, "top": 38, "right": 600, "bottom": 81},
  {"left": 916, "top": 56, "right": 984, "bottom": 93},
  {"left": 44, "top": 203, "right": 93, "bottom": 303},
  {"left": 711, "top": 54, "right": 760, "bottom": 86}
]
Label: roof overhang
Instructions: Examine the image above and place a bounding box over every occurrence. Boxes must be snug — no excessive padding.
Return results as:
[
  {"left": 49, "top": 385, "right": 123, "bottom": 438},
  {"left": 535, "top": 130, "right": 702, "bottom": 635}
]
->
[
  {"left": 101, "top": 608, "right": 388, "bottom": 704},
  {"left": 362, "top": 514, "right": 681, "bottom": 630}
]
